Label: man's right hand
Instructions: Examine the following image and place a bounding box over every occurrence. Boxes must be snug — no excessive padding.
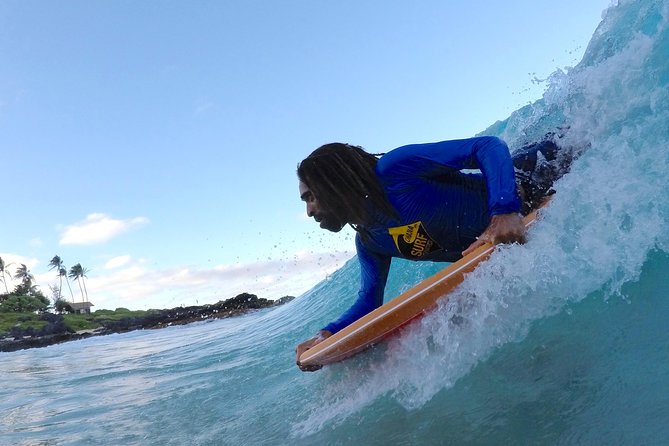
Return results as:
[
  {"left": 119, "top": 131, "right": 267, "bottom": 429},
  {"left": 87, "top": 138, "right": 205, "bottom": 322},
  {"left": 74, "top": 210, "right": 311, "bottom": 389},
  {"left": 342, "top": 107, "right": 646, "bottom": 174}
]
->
[
  {"left": 295, "top": 330, "right": 332, "bottom": 372},
  {"left": 462, "top": 212, "right": 527, "bottom": 256}
]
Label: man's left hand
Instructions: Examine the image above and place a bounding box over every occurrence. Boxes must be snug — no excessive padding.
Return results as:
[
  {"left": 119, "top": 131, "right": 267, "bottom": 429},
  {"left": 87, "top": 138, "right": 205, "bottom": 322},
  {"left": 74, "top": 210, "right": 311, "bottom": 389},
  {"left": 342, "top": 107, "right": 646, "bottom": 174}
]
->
[
  {"left": 462, "top": 213, "right": 526, "bottom": 256},
  {"left": 295, "top": 330, "right": 332, "bottom": 372}
]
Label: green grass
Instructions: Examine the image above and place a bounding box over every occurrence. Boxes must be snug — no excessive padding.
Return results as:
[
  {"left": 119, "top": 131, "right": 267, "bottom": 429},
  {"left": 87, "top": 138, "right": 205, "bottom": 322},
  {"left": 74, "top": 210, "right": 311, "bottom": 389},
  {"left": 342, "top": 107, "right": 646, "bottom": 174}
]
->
[
  {"left": 63, "top": 309, "right": 153, "bottom": 332},
  {"left": 62, "top": 314, "right": 100, "bottom": 332},
  {"left": 91, "top": 309, "right": 151, "bottom": 321},
  {"left": 0, "top": 308, "right": 157, "bottom": 336},
  {"left": 0, "top": 312, "right": 47, "bottom": 335}
]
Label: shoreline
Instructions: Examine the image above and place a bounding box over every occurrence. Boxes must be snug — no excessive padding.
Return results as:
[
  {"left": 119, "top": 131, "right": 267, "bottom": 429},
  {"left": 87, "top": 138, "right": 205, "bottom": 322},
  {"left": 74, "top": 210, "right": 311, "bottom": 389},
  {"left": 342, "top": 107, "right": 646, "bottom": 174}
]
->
[{"left": 0, "top": 293, "right": 294, "bottom": 353}]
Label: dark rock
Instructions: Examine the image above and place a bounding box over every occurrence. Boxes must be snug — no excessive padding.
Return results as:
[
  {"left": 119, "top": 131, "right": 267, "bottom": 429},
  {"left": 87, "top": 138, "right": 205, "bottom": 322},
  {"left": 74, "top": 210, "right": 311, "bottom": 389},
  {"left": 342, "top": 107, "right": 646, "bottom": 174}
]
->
[{"left": 274, "top": 296, "right": 295, "bottom": 306}]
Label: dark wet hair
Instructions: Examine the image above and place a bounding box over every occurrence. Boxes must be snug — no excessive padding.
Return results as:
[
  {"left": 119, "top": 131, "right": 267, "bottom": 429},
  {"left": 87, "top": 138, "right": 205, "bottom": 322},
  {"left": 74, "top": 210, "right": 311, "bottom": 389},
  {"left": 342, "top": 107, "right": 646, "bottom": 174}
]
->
[{"left": 297, "top": 143, "right": 397, "bottom": 226}]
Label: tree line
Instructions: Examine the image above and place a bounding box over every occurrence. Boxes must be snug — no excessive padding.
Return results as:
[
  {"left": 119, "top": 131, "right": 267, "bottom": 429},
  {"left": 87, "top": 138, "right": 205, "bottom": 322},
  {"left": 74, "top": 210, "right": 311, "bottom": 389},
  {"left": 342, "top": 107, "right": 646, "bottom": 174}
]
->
[{"left": 0, "top": 255, "right": 90, "bottom": 313}]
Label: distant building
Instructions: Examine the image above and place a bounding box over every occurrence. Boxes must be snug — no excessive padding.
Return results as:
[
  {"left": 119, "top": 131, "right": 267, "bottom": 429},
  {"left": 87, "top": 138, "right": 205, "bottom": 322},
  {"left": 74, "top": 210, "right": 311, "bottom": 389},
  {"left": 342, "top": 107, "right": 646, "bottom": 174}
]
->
[{"left": 70, "top": 302, "right": 94, "bottom": 314}]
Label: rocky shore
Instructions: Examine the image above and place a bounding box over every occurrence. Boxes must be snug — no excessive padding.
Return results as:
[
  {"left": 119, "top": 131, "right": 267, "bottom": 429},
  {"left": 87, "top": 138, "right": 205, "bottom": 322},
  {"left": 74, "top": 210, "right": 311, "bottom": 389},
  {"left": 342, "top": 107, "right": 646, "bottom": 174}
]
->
[{"left": 0, "top": 293, "right": 294, "bottom": 353}]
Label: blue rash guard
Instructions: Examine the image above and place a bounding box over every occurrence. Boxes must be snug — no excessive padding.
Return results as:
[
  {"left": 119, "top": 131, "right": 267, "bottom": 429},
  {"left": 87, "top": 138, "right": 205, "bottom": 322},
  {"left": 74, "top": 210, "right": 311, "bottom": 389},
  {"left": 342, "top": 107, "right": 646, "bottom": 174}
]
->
[{"left": 322, "top": 136, "right": 522, "bottom": 334}]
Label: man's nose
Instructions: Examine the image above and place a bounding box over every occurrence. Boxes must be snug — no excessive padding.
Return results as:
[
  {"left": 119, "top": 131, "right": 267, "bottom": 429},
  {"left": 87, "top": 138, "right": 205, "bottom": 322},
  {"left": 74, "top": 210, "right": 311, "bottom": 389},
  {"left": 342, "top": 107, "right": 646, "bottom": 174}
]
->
[{"left": 306, "top": 202, "right": 316, "bottom": 217}]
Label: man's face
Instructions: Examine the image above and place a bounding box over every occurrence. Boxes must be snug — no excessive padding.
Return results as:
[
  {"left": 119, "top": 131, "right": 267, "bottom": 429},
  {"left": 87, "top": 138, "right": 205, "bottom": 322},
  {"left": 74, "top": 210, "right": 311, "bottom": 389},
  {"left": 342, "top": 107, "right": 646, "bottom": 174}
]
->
[{"left": 299, "top": 181, "right": 346, "bottom": 232}]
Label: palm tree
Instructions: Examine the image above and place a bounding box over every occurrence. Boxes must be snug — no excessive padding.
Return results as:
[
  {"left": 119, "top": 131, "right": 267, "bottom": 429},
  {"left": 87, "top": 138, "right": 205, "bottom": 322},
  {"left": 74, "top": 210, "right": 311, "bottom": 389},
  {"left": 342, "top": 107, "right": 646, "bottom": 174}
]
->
[
  {"left": 69, "top": 263, "right": 90, "bottom": 302},
  {"left": 13, "top": 263, "right": 35, "bottom": 295},
  {"left": 60, "top": 267, "right": 75, "bottom": 301},
  {"left": 48, "top": 255, "right": 64, "bottom": 297},
  {"left": 13, "top": 263, "right": 34, "bottom": 283},
  {"left": 48, "top": 255, "right": 75, "bottom": 301},
  {"left": 0, "top": 257, "right": 11, "bottom": 294}
]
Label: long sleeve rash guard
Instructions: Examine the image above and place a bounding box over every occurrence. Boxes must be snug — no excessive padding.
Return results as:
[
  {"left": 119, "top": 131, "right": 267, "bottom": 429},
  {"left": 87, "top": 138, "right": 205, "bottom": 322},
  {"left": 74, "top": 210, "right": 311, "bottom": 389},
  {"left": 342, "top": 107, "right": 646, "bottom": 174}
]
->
[{"left": 322, "top": 136, "right": 521, "bottom": 334}]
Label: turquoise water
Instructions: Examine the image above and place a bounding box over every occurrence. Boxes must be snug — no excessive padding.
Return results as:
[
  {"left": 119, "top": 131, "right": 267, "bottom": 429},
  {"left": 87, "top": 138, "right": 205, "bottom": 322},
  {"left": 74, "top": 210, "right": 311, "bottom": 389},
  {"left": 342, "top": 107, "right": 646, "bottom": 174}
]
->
[{"left": 2, "top": 0, "right": 669, "bottom": 444}]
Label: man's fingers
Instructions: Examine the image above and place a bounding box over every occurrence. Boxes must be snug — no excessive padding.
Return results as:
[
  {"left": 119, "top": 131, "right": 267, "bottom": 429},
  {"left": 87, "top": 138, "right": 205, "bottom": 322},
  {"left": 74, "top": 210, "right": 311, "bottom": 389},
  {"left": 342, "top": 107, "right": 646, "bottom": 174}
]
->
[
  {"left": 296, "top": 346, "right": 323, "bottom": 372},
  {"left": 462, "top": 238, "right": 487, "bottom": 256},
  {"left": 297, "top": 362, "right": 322, "bottom": 372},
  {"left": 499, "top": 233, "right": 527, "bottom": 245},
  {"left": 296, "top": 336, "right": 328, "bottom": 372}
]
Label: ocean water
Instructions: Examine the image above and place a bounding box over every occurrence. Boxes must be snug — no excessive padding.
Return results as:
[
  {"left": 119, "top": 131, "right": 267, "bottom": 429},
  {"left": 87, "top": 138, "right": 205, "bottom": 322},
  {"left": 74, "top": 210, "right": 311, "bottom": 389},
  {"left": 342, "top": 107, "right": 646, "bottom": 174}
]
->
[{"left": 2, "top": 0, "right": 669, "bottom": 444}]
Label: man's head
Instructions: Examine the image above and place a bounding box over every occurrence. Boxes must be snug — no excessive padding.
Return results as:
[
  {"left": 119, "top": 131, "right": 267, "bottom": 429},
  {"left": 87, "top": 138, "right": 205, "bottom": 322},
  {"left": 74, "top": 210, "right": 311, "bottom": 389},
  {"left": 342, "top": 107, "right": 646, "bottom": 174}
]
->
[
  {"left": 297, "top": 143, "right": 393, "bottom": 232},
  {"left": 297, "top": 143, "right": 372, "bottom": 232},
  {"left": 299, "top": 180, "right": 347, "bottom": 232}
]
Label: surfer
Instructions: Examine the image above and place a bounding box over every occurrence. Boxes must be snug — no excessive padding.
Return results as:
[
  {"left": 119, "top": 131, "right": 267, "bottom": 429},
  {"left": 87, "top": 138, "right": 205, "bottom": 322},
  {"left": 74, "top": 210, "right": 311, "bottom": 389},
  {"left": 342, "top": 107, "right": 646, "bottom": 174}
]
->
[{"left": 295, "top": 135, "right": 576, "bottom": 371}]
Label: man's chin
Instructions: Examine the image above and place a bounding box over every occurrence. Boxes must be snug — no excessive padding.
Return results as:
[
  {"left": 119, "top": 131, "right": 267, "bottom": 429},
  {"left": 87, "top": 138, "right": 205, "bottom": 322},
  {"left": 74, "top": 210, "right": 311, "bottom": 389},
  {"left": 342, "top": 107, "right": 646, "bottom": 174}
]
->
[{"left": 319, "top": 220, "right": 346, "bottom": 232}]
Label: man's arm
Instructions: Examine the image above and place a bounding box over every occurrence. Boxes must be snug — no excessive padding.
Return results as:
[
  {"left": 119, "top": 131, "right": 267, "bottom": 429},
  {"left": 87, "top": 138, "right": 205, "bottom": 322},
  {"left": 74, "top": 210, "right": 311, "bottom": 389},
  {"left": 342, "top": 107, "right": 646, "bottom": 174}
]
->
[
  {"left": 378, "top": 136, "right": 526, "bottom": 251},
  {"left": 296, "top": 235, "right": 391, "bottom": 371},
  {"left": 322, "top": 235, "right": 391, "bottom": 334},
  {"left": 378, "top": 136, "right": 521, "bottom": 216}
]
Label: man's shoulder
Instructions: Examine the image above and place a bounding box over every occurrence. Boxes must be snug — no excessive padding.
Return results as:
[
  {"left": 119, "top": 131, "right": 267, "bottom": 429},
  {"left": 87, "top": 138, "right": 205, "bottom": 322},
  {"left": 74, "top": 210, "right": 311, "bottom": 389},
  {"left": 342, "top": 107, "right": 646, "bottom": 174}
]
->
[{"left": 376, "top": 143, "right": 431, "bottom": 178}]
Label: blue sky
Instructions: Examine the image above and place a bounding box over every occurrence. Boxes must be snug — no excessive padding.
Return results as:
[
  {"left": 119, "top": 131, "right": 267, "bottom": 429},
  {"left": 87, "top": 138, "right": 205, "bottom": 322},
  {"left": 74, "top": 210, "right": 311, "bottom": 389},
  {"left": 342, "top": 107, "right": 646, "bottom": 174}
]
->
[{"left": 0, "top": 0, "right": 612, "bottom": 310}]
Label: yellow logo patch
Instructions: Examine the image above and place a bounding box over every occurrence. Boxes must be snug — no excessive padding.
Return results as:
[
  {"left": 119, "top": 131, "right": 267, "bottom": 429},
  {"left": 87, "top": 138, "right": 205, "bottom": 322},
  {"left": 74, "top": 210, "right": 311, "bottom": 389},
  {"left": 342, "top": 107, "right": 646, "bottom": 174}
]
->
[{"left": 388, "top": 221, "right": 442, "bottom": 259}]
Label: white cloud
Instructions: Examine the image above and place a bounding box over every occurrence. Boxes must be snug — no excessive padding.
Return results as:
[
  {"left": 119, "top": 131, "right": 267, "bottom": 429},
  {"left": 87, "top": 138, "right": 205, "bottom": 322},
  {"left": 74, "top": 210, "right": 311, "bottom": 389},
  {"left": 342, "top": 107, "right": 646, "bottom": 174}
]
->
[
  {"left": 104, "top": 255, "right": 132, "bottom": 270},
  {"left": 0, "top": 253, "right": 40, "bottom": 290},
  {"left": 59, "top": 213, "right": 149, "bottom": 246},
  {"left": 0, "top": 253, "right": 39, "bottom": 271},
  {"left": 7, "top": 244, "right": 354, "bottom": 311},
  {"left": 70, "top": 249, "right": 355, "bottom": 310}
]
